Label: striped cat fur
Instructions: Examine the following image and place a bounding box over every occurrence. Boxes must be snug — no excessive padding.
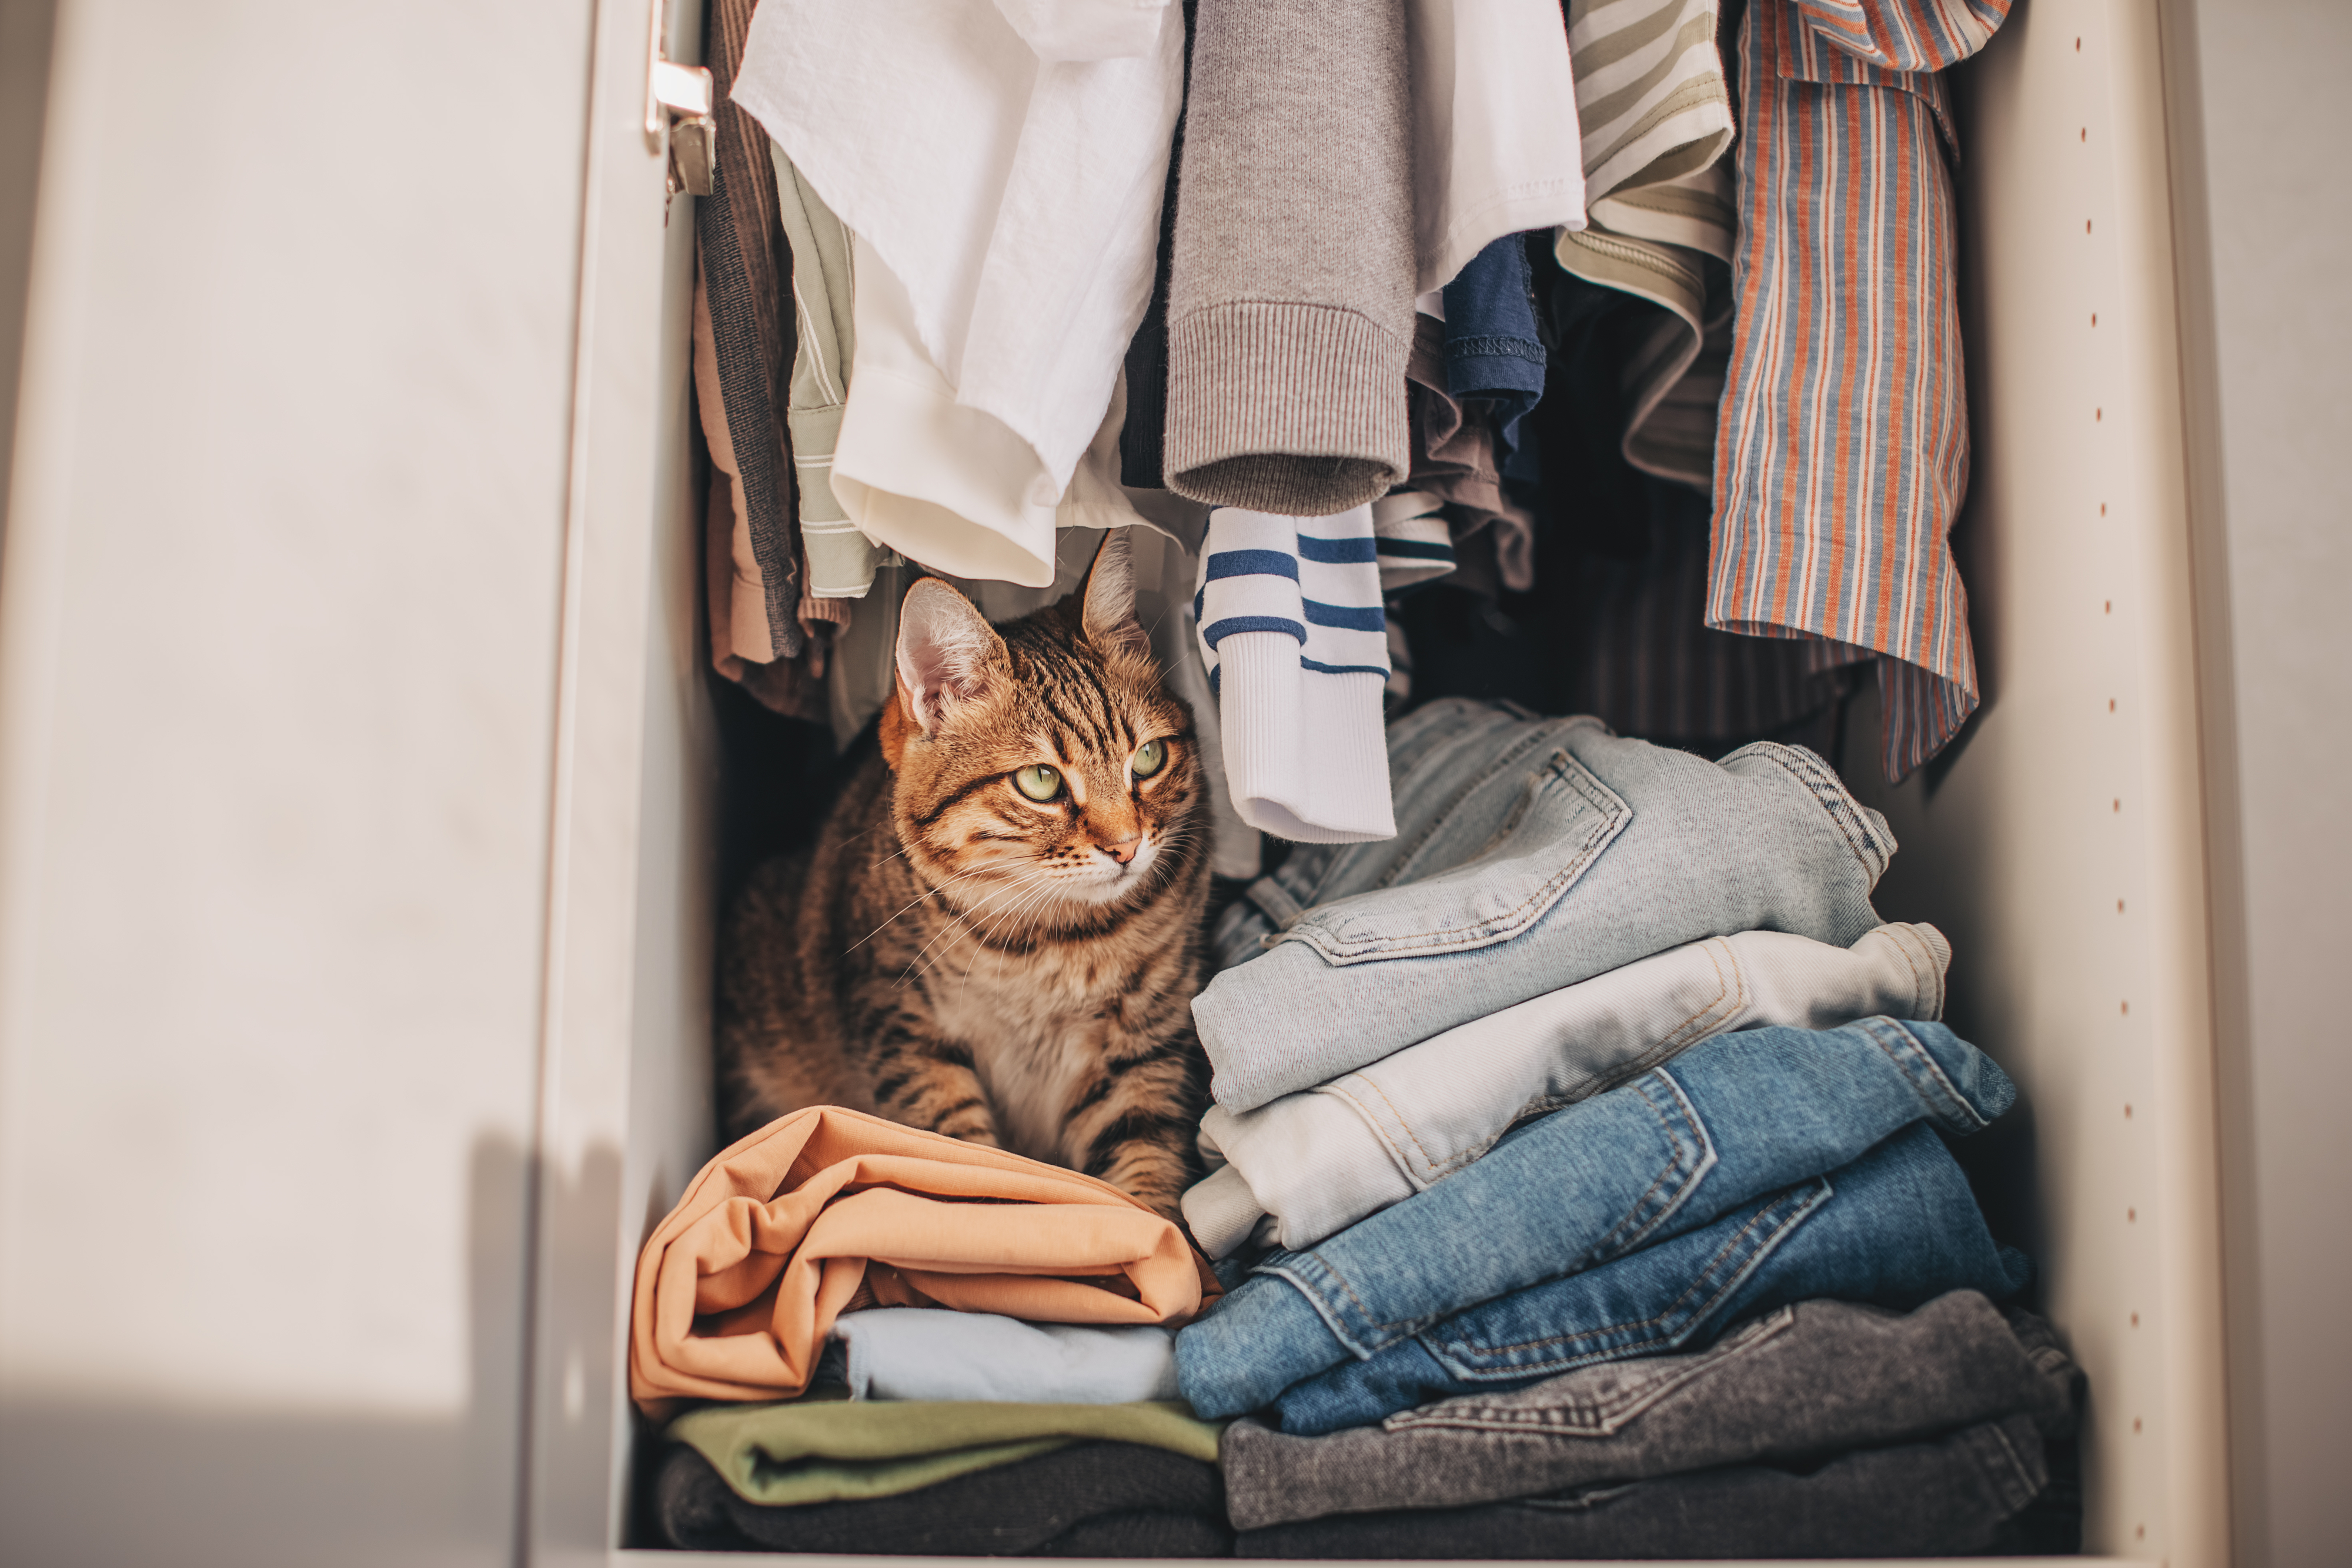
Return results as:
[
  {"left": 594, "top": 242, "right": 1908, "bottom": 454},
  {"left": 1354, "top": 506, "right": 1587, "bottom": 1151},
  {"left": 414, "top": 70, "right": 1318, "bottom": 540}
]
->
[{"left": 716, "top": 533, "right": 1214, "bottom": 1218}]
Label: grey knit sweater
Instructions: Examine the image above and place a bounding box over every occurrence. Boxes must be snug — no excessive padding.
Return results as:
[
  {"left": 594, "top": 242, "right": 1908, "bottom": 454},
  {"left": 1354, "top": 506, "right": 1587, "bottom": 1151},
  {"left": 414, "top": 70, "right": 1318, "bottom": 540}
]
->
[{"left": 1163, "top": 0, "right": 1416, "bottom": 517}]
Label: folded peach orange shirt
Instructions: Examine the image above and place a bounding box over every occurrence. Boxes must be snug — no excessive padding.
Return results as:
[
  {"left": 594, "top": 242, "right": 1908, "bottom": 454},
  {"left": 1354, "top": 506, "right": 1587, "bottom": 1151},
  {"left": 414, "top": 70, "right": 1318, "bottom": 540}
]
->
[{"left": 630, "top": 1106, "right": 1218, "bottom": 1412}]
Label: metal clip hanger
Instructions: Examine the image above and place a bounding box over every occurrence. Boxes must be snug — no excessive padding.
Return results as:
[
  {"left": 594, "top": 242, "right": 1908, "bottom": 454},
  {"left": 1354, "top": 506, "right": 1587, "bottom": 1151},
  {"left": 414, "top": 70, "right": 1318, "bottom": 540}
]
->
[{"left": 645, "top": 0, "right": 716, "bottom": 201}]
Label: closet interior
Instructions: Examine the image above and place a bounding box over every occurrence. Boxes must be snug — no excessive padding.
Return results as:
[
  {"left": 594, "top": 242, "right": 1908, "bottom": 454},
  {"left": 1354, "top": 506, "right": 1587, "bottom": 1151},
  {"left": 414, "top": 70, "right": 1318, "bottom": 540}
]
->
[{"left": 558, "top": 0, "right": 2225, "bottom": 1560}]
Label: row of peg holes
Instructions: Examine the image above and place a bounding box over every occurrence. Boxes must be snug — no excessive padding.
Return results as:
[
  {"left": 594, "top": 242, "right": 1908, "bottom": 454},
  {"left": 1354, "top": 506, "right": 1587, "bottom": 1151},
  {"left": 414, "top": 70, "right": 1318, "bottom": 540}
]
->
[{"left": 2083, "top": 31, "right": 2149, "bottom": 1544}]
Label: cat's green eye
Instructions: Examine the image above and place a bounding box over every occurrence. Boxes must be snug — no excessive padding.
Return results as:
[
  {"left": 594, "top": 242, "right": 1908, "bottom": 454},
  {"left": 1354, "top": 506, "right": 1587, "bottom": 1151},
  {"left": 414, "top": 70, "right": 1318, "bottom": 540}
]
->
[
  {"left": 1130, "top": 738, "right": 1168, "bottom": 780},
  {"left": 1013, "top": 764, "right": 1065, "bottom": 802}
]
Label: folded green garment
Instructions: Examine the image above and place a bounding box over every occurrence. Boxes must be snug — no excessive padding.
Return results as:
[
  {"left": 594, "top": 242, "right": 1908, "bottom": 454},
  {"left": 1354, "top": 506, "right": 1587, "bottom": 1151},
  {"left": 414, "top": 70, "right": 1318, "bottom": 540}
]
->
[{"left": 669, "top": 1399, "right": 1225, "bottom": 1507}]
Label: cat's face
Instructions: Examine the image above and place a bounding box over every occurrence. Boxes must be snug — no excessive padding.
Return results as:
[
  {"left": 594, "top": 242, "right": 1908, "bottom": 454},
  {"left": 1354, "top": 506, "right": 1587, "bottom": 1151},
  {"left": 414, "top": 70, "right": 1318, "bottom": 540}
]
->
[{"left": 878, "top": 536, "right": 1210, "bottom": 930}]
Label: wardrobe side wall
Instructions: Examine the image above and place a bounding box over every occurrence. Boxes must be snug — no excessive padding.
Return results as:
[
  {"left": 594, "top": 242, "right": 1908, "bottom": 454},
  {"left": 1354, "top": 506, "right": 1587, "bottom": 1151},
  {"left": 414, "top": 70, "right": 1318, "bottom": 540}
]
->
[
  {"left": 1848, "top": 2, "right": 2226, "bottom": 1563},
  {"left": 517, "top": 0, "right": 717, "bottom": 1562}
]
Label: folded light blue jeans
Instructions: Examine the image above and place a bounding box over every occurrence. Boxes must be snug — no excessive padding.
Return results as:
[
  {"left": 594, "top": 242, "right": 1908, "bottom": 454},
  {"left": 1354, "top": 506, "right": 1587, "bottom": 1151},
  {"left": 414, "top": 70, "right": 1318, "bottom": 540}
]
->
[
  {"left": 1173, "top": 1015, "right": 2014, "bottom": 1419},
  {"left": 1267, "top": 1123, "right": 2030, "bottom": 1433},
  {"left": 1194, "top": 698, "right": 1897, "bottom": 1111}
]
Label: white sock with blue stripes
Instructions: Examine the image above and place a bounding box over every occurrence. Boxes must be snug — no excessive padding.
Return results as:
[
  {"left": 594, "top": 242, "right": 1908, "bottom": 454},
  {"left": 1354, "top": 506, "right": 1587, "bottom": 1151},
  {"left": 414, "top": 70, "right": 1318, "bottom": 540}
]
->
[{"left": 1194, "top": 506, "right": 1397, "bottom": 842}]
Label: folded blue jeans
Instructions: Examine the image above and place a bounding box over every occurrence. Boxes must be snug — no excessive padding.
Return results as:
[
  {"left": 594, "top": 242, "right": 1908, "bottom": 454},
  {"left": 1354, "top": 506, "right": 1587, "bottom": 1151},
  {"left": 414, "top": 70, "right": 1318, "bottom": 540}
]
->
[
  {"left": 1195, "top": 698, "right": 1895, "bottom": 1111},
  {"left": 1269, "top": 1123, "right": 2030, "bottom": 1433},
  {"left": 1174, "top": 1015, "right": 2013, "bottom": 1419}
]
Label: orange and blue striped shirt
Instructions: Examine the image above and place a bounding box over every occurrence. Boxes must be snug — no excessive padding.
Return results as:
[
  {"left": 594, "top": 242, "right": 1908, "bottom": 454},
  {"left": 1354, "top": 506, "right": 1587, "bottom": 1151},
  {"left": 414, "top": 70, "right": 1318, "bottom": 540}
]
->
[{"left": 1709, "top": 0, "right": 2010, "bottom": 780}]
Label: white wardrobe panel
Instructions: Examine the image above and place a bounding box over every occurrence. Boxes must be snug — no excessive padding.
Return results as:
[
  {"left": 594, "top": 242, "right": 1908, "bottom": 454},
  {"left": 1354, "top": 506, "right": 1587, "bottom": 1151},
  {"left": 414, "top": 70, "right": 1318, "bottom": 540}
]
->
[
  {"left": 0, "top": 1, "right": 595, "bottom": 1564},
  {"left": 519, "top": 0, "right": 716, "bottom": 1559},
  {"left": 1846, "top": 2, "right": 2225, "bottom": 1562}
]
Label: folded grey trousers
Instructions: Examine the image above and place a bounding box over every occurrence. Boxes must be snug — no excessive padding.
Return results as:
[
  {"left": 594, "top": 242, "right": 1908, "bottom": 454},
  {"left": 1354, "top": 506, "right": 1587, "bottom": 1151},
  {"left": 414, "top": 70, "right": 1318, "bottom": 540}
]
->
[
  {"left": 1219, "top": 1290, "right": 2081, "bottom": 1530},
  {"left": 1231, "top": 1413, "right": 2061, "bottom": 1559}
]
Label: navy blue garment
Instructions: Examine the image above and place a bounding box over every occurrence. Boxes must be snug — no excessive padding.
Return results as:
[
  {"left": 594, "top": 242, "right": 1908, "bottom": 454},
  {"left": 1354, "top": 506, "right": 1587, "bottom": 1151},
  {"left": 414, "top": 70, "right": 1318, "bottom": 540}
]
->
[
  {"left": 1440, "top": 234, "right": 1547, "bottom": 463},
  {"left": 1269, "top": 1122, "right": 2032, "bottom": 1434}
]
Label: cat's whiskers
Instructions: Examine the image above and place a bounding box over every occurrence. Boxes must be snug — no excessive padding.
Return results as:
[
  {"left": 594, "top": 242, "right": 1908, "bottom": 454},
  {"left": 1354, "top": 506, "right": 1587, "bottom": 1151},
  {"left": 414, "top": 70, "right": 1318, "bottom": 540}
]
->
[
  {"left": 901, "top": 862, "right": 1060, "bottom": 988},
  {"left": 948, "top": 870, "right": 1070, "bottom": 991},
  {"left": 843, "top": 857, "right": 1025, "bottom": 954}
]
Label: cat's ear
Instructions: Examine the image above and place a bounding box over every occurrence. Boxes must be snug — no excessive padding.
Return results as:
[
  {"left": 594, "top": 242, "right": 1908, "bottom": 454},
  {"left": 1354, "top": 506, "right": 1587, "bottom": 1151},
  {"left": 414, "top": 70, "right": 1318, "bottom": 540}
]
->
[
  {"left": 891, "top": 577, "right": 1007, "bottom": 747},
  {"left": 1080, "top": 529, "right": 1150, "bottom": 660}
]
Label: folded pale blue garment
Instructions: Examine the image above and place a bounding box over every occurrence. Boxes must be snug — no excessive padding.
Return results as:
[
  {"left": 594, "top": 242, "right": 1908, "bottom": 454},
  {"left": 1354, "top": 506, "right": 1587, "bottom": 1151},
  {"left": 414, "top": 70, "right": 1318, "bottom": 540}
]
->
[
  {"left": 1267, "top": 1123, "right": 2031, "bottom": 1433},
  {"left": 1173, "top": 1016, "right": 2013, "bottom": 1419},
  {"left": 825, "top": 1309, "right": 1180, "bottom": 1404},
  {"left": 1194, "top": 698, "right": 1896, "bottom": 1111},
  {"left": 1183, "top": 922, "right": 1953, "bottom": 1258}
]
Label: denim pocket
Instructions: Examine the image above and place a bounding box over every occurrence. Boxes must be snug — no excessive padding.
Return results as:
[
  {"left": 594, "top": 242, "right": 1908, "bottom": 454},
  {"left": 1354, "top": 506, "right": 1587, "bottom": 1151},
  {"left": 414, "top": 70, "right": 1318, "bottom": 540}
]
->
[
  {"left": 1276, "top": 745, "right": 1633, "bottom": 965},
  {"left": 1418, "top": 1176, "right": 1831, "bottom": 1382},
  {"left": 1381, "top": 1305, "right": 1795, "bottom": 1436}
]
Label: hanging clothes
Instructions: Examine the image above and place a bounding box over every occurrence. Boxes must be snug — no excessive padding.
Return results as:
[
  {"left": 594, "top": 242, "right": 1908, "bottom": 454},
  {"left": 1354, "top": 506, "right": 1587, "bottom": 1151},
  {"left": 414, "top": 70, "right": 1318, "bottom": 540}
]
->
[
  {"left": 1440, "top": 235, "right": 1548, "bottom": 469},
  {"left": 769, "top": 146, "right": 887, "bottom": 602},
  {"left": 1402, "top": 311, "right": 1536, "bottom": 593},
  {"left": 733, "top": 0, "right": 1184, "bottom": 587},
  {"left": 1709, "top": 0, "right": 2010, "bottom": 781},
  {"left": 1527, "top": 269, "right": 1858, "bottom": 745},
  {"left": 697, "top": 0, "right": 804, "bottom": 657},
  {"left": 1553, "top": 0, "right": 1739, "bottom": 489},
  {"left": 827, "top": 238, "right": 1155, "bottom": 586},
  {"left": 1405, "top": 0, "right": 1589, "bottom": 294},
  {"left": 1118, "top": 1, "right": 1196, "bottom": 493},
  {"left": 1162, "top": 0, "right": 1418, "bottom": 516},
  {"left": 693, "top": 253, "right": 824, "bottom": 721}
]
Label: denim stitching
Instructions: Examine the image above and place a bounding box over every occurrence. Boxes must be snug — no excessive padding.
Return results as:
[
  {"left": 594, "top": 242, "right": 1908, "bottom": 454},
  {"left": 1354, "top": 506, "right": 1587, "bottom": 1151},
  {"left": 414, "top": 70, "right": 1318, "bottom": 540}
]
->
[
  {"left": 1335, "top": 1074, "right": 1454, "bottom": 1182},
  {"left": 1721, "top": 741, "right": 1887, "bottom": 880},
  {"left": 1434, "top": 1182, "right": 1823, "bottom": 1356},
  {"left": 1261, "top": 1241, "right": 1459, "bottom": 1352},
  {"left": 1887, "top": 924, "right": 1941, "bottom": 1018},
  {"left": 1976, "top": 1419, "right": 2043, "bottom": 1512},
  {"left": 1583, "top": 1072, "right": 1715, "bottom": 1263},
  {"left": 1421, "top": 1177, "right": 1832, "bottom": 1375},
  {"left": 1362, "top": 724, "right": 1561, "bottom": 895},
  {"left": 1504, "top": 944, "right": 1753, "bottom": 1124},
  {"left": 1290, "top": 750, "right": 1632, "bottom": 960},
  {"left": 1655, "top": 938, "right": 1748, "bottom": 1050},
  {"left": 1770, "top": 741, "right": 1890, "bottom": 873},
  {"left": 1385, "top": 1306, "right": 1796, "bottom": 1436},
  {"left": 1857, "top": 1015, "right": 1990, "bottom": 1131},
  {"left": 1358, "top": 941, "right": 1745, "bottom": 1182},
  {"left": 1262, "top": 1070, "right": 1710, "bottom": 1350}
]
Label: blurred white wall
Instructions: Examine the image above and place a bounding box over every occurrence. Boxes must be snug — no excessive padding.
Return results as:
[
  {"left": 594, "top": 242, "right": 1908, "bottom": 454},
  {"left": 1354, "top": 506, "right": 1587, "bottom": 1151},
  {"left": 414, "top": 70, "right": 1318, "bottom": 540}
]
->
[
  {"left": 0, "top": 1, "right": 594, "bottom": 1562},
  {"left": 2165, "top": 2, "right": 2352, "bottom": 1564}
]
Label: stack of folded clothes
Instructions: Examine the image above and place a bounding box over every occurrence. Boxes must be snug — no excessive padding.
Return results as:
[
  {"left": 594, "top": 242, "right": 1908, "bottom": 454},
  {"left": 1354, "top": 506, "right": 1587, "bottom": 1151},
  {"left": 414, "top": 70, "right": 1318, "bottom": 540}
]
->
[
  {"left": 1174, "top": 697, "right": 2083, "bottom": 1556},
  {"left": 632, "top": 1107, "right": 1235, "bottom": 1554},
  {"left": 631, "top": 701, "right": 2086, "bottom": 1557}
]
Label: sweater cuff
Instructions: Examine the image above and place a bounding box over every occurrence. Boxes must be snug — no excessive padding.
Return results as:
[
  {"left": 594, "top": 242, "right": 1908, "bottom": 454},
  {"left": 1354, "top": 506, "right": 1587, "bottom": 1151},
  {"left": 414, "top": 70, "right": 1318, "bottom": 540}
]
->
[
  {"left": 1165, "top": 302, "right": 1411, "bottom": 516},
  {"left": 1217, "top": 634, "right": 1395, "bottom": 844}
]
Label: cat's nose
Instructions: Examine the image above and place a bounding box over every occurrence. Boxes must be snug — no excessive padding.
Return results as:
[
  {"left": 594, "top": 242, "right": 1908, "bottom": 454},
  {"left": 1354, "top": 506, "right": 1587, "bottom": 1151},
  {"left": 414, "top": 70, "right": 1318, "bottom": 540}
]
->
[{"left": 1100, "top": 837, "right": 1142, "bottom": 865}]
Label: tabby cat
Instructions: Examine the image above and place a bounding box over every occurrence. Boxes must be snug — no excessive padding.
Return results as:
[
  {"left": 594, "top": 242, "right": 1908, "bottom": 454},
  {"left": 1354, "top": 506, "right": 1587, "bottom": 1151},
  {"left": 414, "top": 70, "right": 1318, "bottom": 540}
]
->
[{"left": 716, "top": 533, "right": 1214, "bottom": 1218}]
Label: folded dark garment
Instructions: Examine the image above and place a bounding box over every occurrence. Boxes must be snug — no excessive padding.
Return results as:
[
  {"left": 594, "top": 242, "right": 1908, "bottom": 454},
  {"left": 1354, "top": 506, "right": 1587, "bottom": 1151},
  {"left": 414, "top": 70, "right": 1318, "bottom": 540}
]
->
[
  {"left": 654, "top": 1438, "right": 1232, "bottom": 1557},
  {"left": 1235, "top": 1414, "right": 2056, "bottom": 1559},
  {"left": 1224, "top": 1292, "right": 2080, "bottom": 1529}
]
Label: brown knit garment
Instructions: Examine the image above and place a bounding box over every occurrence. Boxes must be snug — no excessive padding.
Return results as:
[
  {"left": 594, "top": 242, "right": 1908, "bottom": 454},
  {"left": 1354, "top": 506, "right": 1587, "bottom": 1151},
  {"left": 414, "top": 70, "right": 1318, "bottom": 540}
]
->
[{"left": 1162, "top": 0, "right": 1415, "bottom": 517}]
